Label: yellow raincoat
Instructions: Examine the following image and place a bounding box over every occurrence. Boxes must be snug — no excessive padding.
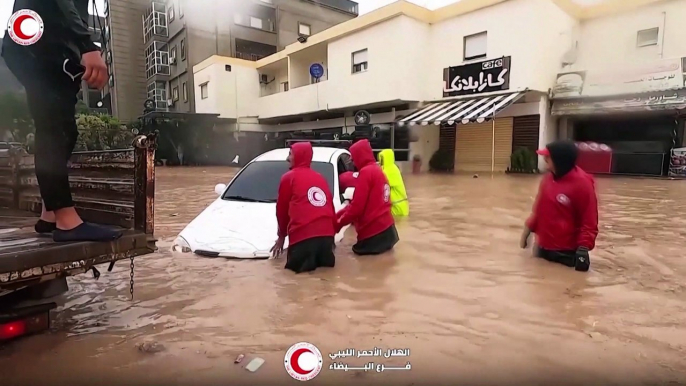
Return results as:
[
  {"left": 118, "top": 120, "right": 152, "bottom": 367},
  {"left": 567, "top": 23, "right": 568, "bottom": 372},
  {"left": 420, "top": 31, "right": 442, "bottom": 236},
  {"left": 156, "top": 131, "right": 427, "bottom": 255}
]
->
[{"left": 378, "top": 149, "right": 409, "bottom": 216}]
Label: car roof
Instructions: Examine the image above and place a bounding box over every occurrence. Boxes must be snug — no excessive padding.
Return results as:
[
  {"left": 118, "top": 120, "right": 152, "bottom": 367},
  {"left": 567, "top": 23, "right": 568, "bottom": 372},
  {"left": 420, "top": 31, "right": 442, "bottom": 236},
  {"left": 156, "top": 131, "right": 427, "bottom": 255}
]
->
[{"left": 253, "top": 147, "right": 346, "bottom": 163}]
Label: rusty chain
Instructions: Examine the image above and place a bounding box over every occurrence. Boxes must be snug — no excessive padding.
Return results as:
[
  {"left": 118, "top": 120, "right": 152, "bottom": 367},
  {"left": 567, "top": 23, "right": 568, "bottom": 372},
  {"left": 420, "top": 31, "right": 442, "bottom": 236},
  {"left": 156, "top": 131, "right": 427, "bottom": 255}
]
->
[{"left": 129, "top": 256, "right": 135, "bottom": 299}]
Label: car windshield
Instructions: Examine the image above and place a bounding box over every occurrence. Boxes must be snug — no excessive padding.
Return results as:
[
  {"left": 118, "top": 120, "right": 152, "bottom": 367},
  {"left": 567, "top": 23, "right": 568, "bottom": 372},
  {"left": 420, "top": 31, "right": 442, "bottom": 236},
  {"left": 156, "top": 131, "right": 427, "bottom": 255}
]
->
[{"left": 222, "top": 161, "right": 335, "bottom": 203}]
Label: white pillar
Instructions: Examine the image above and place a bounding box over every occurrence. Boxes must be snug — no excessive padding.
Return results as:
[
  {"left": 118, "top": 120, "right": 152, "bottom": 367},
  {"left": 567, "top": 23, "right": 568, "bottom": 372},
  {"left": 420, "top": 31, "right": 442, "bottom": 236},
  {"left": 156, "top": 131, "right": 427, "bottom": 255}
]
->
[{"left": 537, "top": 94, "right": 553, "bottom": 170}]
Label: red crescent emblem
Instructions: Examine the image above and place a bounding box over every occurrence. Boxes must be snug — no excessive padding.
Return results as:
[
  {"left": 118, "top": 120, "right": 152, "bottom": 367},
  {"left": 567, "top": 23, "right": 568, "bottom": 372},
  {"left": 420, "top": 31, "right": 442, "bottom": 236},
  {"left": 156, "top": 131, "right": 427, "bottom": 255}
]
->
[
  {"left": 12, "top": 15, "right": 34, "bottom": 40},
  {"left": 7, "top": 10, "right": 44, "bottom": 46},
  {"left": 289, "top": 348, "right": 312, "bottom": 375}
]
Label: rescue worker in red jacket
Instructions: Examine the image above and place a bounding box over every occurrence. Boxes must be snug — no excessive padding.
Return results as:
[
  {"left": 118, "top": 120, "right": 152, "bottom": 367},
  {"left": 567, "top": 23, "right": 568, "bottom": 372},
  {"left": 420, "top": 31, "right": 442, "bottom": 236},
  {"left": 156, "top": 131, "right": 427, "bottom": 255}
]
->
[
  {"left": 336, "top": 140, "right": 398, "bottom": 255},
  {"left": 271, "top": 142, "right": 337, "bottom": 273},
  {"left": 520, "top": 140, "right": 599, "bottom": 271}
]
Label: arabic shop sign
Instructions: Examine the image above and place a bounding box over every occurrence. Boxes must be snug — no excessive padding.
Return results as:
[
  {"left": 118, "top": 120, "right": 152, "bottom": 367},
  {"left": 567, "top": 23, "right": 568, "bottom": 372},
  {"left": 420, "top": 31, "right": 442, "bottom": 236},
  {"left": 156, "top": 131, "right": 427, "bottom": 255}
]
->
[
  {"left": 551, "top": 89, "right": 686, "bottom": 116},
  {"left": 443, "top": 56, "right": 511, "bottom": 97},
  {"left": 552, "top": 57, "right": 685, "bottom": 98}
]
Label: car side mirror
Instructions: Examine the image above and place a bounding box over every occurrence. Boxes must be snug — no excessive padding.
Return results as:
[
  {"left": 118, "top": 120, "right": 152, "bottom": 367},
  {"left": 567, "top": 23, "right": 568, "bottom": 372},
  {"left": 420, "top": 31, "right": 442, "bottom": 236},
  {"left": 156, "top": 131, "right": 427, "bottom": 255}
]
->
[
  {"left": 342, "top": 187, "right": 354, "bottom": 201},
  {"left": 214, "top": 183, "right": 227, "bottom": 196}
]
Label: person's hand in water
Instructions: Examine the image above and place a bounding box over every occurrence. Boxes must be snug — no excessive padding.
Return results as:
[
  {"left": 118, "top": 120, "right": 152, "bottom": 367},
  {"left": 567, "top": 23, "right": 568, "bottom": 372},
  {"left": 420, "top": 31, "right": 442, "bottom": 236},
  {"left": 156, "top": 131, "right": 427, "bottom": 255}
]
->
[
  {"left": 575, "top": 247, "right": 590, "bottom": 272},
  {"left": 81, "top": 51, "right": 107, "bottom": 89},
  {"left": 270, "top": 236, "right": 285, "bottom": 258},
  {"left": 520, "top": 227, "right": 532, "bottom": 249}
]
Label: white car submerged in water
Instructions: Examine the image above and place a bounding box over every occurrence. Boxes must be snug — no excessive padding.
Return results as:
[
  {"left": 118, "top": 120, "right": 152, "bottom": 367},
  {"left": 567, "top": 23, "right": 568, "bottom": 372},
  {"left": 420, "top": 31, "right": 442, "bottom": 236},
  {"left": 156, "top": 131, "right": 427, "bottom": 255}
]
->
[{"left": 173, "top": 145, "right": 355, "bottom": 259}]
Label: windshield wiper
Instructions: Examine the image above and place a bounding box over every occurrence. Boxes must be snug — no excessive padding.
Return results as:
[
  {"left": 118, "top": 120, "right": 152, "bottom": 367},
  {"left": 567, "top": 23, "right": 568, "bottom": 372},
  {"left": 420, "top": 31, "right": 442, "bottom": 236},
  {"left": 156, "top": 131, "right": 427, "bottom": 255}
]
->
[{"left": 224, "top": 195, "right": 274, "bottom": 203}]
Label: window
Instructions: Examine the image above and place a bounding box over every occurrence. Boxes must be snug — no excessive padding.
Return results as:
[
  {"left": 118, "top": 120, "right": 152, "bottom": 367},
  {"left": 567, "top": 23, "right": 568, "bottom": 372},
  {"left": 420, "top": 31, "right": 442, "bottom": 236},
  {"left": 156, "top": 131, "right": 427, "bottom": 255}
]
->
[
  {"left": 637, "top": 27, "right": 659, "bottom": 47},
  {"left": 222, "top": 161, "right": 334, "bottom": 202},
  {"left": 298, "top": 22, "right": 311, "bottom": 36},
  {"left": 183, "top": 82, "right": 188, "bottom": 101},
  {"left": 104, "top": 0, "right": 109, "bottom": 16},
  {"left": 352, "top": 49, "right": 368, "bottom": 74},
  {"left": 172, "top": 86, "right": 179, "bottom": 101},
  {"left": 108, "top": 74, "right": 114, "bottom": 87},
  {"left": 180, "top": 39, "right": 186, "bottom": 60},
  {"left": 282, "top": 81, "right": 289, "bottom": 92},
  {"left": 347, "top": 124, "right": 409, "bottom": 161},
  {"left": 200, "top": 82, "right": 208, "bottom": 99},
  {"left": 170, "top": 45, "right": 177, "bottom": 63},
  {"left": 464, "top": 31, "right": 487, "bottom": 60},
  {"left": 179, "top": 0, "right": 184, "bottom": 17},
  {"left": 168, "top": 4, "right": 175, "bottom": 21},
  {"left": 250, "top": 16, "right": 263, "bottom": 29}
]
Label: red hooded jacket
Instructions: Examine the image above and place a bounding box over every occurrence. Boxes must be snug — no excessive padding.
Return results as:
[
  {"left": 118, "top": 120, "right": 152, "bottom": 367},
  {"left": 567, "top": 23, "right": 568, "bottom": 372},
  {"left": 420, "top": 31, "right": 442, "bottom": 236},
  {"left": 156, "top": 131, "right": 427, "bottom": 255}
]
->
[
  {"left": 276, "top": 142, "right": 336, "bottom": 246},
  {"left": 336, "top": 140, "right": 394, "bottom": 240},
  {"left": 526, "top": 166, "right": 599, "bottom": 251}
]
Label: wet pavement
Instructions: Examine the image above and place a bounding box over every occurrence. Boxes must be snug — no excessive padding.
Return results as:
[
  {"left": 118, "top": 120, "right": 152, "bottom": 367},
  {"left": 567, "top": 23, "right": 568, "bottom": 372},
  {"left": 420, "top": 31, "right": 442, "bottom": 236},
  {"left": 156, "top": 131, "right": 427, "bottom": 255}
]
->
[{"left": 3, "top": 167, "right": 686, "bottom": 385}]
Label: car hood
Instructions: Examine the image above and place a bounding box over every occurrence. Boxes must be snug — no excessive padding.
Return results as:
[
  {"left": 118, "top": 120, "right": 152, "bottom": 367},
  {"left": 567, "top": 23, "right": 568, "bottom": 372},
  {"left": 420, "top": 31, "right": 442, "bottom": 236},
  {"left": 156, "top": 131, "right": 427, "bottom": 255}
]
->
[{"left": 179, "top": 199, "right": 279, "bottom": 258}]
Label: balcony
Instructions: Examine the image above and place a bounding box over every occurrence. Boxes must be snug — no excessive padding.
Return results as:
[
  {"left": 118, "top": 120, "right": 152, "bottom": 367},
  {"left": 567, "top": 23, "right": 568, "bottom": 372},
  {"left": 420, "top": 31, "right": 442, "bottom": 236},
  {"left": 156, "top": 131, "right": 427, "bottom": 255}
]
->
[
  {"left": 145, "top": 41, "right": 171, "bottom": 79},
  {"left": 233, "top": 13, "right": 276, "bottom": 33},
  {"left": 142, "top": 2, "right": 168, "bottom": 44},
  {"left": 258, "top": 82, "right": 330, "bottom": 119},
  {"left": 147, "top": 82, "right": 169, "bottom": 111},
  {"left": 301, "top": 0, "right": 358, "bottom": 15}
]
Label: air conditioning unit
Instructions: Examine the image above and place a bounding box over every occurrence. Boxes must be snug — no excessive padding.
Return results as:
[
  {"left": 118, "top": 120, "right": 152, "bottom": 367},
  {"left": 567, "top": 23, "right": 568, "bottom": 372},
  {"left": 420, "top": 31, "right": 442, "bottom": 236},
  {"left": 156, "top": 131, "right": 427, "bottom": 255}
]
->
[
  {"left": 167, "top": 99, "right": 174, "bottom": 107},
  {"left": 170, "top": 56, "right": 177, "bottom": 64},
  {"left": 260, "top": 74, "right": 268, "bottom": 84}
]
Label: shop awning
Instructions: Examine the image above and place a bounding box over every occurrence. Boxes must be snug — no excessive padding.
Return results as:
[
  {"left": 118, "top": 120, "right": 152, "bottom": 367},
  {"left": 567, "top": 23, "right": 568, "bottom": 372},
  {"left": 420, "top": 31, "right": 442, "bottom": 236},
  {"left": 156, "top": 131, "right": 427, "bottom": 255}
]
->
[
  {"left": 397, "top": 91, "right": 523, "bottom": 126},
  {"left": 551, "top": 89, "right": 686, "bottom": 116}
]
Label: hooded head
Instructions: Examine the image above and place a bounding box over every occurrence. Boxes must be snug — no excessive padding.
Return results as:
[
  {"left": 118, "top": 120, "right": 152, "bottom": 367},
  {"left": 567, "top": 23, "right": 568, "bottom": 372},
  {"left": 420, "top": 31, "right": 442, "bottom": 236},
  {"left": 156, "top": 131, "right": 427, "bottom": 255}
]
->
[
  {"left": 378, "top": 149, "right": 395, "bottom": 168},
  {"left": 537, "top": 140, "right": 578, "bottom": 179},
  {"left": 349, "top": 139, "right": 377, "bottom": 170},
  {"left": 288, "top": 142, "right": 313, "bottom": 169}
]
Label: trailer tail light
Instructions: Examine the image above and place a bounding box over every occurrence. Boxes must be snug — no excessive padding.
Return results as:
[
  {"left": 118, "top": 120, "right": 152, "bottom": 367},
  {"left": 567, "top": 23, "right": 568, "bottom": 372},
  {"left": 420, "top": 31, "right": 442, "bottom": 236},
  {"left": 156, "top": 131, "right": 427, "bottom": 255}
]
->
[
  {"left": 0, "top": 321, "right": 26, "bottom": 340},
  {"left": 0, "top": 313, "right": 50, "bottom": 341}
]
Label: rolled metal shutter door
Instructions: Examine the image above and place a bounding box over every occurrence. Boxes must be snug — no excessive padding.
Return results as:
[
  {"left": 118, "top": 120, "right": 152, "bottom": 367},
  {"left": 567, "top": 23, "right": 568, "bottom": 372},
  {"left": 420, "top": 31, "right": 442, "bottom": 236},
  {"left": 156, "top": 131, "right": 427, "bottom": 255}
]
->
[{"left": 455, "top": 117, "right": 513, "bottom": 172}]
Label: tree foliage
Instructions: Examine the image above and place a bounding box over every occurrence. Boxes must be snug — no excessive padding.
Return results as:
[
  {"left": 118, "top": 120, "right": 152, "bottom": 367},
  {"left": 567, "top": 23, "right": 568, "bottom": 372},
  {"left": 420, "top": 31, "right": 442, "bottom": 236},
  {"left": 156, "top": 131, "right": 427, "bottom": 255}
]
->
[
  {"left": 0, "top": 90, "right": 133, "bottom": 151},
  {"left": 0, "top": 91, "right": 34, "bottom": 143},
  {"left": 75, "top": 113, "right": 134, "bottom": 151}
]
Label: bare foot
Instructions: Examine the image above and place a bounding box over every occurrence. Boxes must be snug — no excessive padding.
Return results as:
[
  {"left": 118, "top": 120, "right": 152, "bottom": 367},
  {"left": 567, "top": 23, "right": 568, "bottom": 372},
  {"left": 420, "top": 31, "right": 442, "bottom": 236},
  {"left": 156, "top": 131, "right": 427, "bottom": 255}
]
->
[{"left": 54, "top": 207, "right": 84, "bottom": 231}]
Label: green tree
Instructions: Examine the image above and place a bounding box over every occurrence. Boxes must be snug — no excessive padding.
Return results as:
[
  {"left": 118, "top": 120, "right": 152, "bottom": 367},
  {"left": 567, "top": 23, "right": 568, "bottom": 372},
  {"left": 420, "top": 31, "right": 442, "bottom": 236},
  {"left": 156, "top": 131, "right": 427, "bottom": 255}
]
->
[
  {"left": 75, "top": 113, "right": 134, "bottom": 151},
  {"left": 0, "top": 91, "right": 34, "bottom": 143}
]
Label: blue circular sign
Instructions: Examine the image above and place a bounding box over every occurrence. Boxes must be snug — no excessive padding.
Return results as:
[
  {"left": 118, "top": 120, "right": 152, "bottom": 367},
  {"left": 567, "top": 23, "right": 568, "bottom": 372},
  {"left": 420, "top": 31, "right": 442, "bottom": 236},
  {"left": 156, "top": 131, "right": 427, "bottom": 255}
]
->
[{"left": 309, "top": 63, "right": 324, "bottom": 79}]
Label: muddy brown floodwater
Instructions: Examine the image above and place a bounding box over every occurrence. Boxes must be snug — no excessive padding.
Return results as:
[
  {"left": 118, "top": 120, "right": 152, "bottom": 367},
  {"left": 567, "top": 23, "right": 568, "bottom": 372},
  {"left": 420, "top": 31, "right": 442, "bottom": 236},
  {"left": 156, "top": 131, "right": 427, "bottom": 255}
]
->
[{"left": 3, "top": 167, "right": 686, "bottom": 386}]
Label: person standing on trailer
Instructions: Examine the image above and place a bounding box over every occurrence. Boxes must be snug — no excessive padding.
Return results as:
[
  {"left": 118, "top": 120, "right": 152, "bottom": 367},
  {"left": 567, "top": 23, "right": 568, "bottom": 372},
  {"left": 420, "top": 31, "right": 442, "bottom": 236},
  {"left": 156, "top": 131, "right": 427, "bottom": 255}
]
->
[{"left": 2, "top": 0, "right": 121, "bottom": 242}]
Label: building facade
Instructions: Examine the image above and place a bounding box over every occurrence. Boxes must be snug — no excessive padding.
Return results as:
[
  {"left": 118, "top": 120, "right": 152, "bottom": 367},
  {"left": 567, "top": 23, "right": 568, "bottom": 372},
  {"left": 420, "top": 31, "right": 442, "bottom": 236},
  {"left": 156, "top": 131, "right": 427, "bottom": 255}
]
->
[
  {"left": 193, "top": 0, "right": 686, "bottom": 175},
  {"left": 99, "top": 0, "right": 357, "bottom": 122}
]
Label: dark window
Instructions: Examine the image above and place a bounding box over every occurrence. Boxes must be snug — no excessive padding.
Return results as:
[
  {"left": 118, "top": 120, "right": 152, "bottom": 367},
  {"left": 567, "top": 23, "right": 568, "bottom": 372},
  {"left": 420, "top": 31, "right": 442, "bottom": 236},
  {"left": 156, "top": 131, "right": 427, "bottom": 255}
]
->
[
  {"left": 180, "top": 39, "right": 186, "bottom": 60},
  {"left": 338, "top": 153, "right": 354, "bottom": 173},
  {"left": 222, "top": 161, "right": 334, "bottom": 202}
]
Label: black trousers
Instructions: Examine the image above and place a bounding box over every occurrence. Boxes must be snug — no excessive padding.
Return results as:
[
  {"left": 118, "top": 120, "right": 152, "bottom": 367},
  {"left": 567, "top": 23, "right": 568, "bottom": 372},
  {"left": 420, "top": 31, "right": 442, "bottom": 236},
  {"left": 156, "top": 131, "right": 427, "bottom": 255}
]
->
[
  {"left": 286, "top": 236, "right": 336, "bottom": 274},
  {"left": 535, "top": 246, "right": 577, "bottom": 268},
  {"left": 352, "top": 224, "right": 399, "bottom": 256},
  {"left": 3, "top": 53, "right": 81, "bottom": 212}
]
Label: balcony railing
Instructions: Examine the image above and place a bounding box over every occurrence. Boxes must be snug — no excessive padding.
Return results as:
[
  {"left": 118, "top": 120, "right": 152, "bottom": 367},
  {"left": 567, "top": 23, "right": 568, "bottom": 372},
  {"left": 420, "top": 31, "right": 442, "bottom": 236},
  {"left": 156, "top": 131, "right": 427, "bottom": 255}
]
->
[
  {"left": 235, "top": 52, "right": 267, "bottom": 61},
  {"left": 142, "top": 2, "right": 168, "bottom": 43},
  {"left": 145, "top": 41, "right": 170, "bottom": 79},
  {"left": 147, "top": 82, "right": 169, "bottom": 111},
  {"left": 233, "top": 14, "right": 276, "bottom": 33},
  {"left": 301, "top": 0, "right": 358, "bottom": 15}
]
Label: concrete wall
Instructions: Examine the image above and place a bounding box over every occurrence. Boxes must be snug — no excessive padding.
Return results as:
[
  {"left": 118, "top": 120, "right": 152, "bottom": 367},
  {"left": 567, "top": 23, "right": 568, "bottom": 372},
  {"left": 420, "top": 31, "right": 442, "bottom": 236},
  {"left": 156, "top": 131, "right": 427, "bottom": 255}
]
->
[
  {"left": 326, "top": 15, "right": 430, "bottom": 108},
  {"left": 571, "top": 0, "right": 686, "bottom": 70},
  {"left": 107, "top": 0, "right": 148, "bottom": 122},
  {"left": 427, "top": 0, "right": 577, "bottom": 99},
  {"left": 194, "top": 59, "right": 260, "bottom": 119}
]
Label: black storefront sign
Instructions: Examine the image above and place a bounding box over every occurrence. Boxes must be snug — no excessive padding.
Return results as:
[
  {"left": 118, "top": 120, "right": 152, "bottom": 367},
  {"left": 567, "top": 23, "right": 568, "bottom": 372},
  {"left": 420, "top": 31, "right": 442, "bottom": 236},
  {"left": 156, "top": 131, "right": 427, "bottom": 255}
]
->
[{"left": 443, "top": 56, "right": 511, "bottom": 97}]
